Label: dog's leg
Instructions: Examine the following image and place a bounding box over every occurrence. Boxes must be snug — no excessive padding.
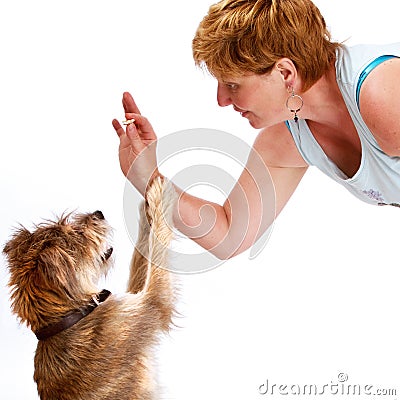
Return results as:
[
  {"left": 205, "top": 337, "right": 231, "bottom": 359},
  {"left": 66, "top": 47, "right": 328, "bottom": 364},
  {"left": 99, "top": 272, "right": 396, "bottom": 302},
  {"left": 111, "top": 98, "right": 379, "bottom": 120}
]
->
[
  {"left": 129, "top": 177, "right": 177, "bottom": 331},
  {"left": 145, "top": 177, "right": 176, "bottom": 331},
  {"left": 127, "top": 201, "right": 151, "bottom": 294}
]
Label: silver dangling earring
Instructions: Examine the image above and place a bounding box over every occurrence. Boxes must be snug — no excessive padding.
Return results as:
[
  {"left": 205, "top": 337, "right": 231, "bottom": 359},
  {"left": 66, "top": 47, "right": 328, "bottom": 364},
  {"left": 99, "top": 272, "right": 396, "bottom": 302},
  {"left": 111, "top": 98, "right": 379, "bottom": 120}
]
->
[{"left": 285, "top": 86, "right": 304, "bottom": 123}]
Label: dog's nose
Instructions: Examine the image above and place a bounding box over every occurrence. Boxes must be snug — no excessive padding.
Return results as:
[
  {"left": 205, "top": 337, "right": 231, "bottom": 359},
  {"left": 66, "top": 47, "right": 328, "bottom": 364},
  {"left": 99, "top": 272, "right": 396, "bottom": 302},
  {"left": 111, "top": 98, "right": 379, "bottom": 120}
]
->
[{"left": 92, "top": 210, "right": 105, "bottom": 220}]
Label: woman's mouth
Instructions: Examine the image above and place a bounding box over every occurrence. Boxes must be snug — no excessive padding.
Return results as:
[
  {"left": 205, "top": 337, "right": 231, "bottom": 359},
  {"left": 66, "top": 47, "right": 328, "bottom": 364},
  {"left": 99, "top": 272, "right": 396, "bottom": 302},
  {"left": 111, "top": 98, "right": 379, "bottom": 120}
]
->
[{"left": 233, "top": 106, "right": 249, "bottom": 117}]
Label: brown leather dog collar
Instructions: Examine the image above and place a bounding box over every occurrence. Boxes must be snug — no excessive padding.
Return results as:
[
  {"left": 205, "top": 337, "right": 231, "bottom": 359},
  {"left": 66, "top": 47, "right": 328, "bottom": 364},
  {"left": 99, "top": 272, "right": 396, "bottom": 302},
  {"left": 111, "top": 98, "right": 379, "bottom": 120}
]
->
[{"left": 35, "top": 289, "right": 112, "bottom": 341}]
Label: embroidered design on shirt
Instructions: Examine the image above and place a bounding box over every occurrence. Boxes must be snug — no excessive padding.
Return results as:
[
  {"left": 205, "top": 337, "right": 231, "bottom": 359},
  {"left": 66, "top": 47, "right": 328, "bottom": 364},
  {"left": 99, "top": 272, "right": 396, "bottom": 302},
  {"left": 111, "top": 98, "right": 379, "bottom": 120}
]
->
[
  {"left": 362, "top": 189, "right": 385, "bottom": 203},
  {"left": 363, "top": 189, "right": 400, "bottom": 207}
]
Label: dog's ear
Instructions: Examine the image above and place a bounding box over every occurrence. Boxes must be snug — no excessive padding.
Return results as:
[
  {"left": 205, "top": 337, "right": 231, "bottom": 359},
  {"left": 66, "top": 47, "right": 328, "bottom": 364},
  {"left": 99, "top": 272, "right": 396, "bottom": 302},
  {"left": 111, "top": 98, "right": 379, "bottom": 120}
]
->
[
  {"left": 3, "top": 226, "right": 32, "bottom": 258},
  {"left": 38, "top": 246, "right": 75, "bottom": 286},
  {"left": 37, "top": 244, "right": 82, "bottom": 298}
]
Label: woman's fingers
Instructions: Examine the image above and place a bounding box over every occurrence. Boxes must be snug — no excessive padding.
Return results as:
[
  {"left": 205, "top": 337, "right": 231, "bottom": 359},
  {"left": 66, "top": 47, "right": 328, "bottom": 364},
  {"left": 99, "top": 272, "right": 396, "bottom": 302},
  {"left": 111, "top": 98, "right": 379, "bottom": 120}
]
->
[
  {"left": 112, "top": 92, "right": 159, "bottom": 194},
  {"left": 120, "top": 92, "right": 156, "bottom": 140},
  {"left": 123, "top": 92, "right": 141, "bottom": 114},
  {"left": 112, "top": 119, "right": 124, "bottom": 137},
  {"left": 112, "top": 118, "right": 145, "bottom": 153},
  {"left": 112, "top": 92, "right": 157, "bottom": 156},
  {"left": 113, "top": 113, "right": 153, "bottom": 140},
  {"left": 123, "top": 114, "right": 157, "bottom": 143}
]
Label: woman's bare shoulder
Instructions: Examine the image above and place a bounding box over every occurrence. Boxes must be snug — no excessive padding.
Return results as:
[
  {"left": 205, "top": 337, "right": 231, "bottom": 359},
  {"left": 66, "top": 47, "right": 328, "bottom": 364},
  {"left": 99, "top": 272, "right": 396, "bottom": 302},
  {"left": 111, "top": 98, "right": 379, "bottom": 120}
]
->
[
  {"left": 359, "top": 57, "right": 400, "bottom": 156},
  {"left": 253, "top": 123, "right": 308, "bottom": 168}
]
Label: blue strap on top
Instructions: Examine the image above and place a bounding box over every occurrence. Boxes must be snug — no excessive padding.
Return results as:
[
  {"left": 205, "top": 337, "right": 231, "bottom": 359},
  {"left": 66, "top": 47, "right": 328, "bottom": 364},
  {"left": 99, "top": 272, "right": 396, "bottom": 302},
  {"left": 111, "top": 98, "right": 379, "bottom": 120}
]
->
[{"left": 356, "top": 55, "right": 397, "bottom": 109}]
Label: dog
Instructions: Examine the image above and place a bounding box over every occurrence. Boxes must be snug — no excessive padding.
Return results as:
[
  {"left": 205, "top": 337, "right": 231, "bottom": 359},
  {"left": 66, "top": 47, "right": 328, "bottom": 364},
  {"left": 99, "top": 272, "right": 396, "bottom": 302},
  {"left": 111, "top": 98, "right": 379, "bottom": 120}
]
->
[{"left": 3, "top": 177, "right": 177, "bottom": 400}]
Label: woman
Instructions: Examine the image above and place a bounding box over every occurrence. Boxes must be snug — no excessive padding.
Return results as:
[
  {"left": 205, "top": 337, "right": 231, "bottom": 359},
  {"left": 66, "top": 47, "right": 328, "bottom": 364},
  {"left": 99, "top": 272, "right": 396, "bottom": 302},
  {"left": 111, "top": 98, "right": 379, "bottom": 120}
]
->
[{"left": 112, "top": 0, "right": 400, "bottom": 260}]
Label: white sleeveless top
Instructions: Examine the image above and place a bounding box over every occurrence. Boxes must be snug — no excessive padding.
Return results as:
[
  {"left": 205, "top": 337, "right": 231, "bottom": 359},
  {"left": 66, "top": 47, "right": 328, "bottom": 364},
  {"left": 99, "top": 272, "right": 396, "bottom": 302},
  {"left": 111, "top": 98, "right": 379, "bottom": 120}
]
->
[{"left": 286, "top": 43, "right": 400, "bottom": 207}]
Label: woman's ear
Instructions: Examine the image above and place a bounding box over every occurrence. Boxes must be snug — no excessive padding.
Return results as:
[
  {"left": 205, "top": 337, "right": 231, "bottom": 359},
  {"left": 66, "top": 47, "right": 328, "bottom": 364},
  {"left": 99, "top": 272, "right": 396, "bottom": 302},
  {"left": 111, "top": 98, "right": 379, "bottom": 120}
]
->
[{"left": 275, "top": 58, "right": 298, "bottom": 87}]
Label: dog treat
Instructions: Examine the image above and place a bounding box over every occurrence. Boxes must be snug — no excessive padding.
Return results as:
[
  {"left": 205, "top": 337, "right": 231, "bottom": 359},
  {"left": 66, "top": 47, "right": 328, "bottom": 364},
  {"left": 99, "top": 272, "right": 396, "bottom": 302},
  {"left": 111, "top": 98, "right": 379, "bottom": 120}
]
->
[{"left": 122, "top": 118, "right": 136, "bottom": 125}]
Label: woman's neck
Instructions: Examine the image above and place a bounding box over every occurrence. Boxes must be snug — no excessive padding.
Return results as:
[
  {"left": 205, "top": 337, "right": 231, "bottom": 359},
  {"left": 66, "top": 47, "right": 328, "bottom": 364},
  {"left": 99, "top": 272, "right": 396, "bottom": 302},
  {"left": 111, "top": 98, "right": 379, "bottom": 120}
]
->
[{"left": 300, "top": 64, "right": 349, "bottom": 128}]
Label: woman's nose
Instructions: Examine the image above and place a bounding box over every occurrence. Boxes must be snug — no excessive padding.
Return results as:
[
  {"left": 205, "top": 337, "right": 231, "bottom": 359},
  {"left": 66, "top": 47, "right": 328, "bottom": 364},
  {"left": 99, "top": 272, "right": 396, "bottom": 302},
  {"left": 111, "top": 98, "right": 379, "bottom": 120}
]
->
[{"left": 217, "top": 83, "right": 232, "bottom": 107}]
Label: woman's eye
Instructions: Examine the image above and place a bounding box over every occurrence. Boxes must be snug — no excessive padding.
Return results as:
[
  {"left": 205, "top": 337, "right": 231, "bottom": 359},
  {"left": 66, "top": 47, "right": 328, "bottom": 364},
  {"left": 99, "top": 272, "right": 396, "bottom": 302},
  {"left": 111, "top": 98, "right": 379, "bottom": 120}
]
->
[{"left": 226, "top": 83, "right": 238, "bottom": 90}]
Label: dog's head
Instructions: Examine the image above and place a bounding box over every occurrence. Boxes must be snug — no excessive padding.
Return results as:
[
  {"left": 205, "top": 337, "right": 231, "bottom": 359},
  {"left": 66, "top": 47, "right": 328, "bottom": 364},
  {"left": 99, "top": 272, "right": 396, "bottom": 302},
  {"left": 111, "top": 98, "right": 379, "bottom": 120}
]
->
[{"left": 3, "top": 211, "right": 113, "bottom": 330}]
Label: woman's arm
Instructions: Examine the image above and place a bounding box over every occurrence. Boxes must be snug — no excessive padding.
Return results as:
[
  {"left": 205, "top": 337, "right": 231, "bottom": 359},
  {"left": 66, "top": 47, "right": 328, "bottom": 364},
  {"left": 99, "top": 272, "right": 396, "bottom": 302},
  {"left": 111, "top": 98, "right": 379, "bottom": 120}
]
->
[{"left": 173, "top": 130, "right": 308, "bottom": 259}]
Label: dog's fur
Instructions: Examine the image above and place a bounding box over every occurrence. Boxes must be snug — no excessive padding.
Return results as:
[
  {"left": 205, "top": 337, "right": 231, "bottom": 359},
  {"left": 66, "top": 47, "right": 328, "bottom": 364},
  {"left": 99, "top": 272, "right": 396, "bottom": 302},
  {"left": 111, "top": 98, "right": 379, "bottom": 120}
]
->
[{"left": 3, "top": 177, "right": 177, "bottom": 400}]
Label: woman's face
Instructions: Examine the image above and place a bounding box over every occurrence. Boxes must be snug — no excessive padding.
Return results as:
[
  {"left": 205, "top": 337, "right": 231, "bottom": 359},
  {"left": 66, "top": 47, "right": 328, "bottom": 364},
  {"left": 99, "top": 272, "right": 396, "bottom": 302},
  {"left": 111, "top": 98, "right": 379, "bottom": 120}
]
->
[{"left": 216, "top": 70, "right": 290, "bottom": 129}]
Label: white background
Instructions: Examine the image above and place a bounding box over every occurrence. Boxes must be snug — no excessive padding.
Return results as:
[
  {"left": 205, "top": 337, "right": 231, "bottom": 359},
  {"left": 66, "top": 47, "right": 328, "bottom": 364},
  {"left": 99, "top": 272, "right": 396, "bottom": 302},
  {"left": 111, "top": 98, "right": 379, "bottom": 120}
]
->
[{"left": 0, "top": 1, "right": 399, "bottom": 399}]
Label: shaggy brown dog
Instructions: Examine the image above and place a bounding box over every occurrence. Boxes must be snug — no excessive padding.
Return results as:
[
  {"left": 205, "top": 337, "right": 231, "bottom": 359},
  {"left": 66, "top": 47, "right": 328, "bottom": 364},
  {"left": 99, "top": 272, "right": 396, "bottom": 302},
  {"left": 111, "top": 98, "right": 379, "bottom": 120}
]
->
[{"left": 3, "top": 177, "right": 177, "bottom": 400}]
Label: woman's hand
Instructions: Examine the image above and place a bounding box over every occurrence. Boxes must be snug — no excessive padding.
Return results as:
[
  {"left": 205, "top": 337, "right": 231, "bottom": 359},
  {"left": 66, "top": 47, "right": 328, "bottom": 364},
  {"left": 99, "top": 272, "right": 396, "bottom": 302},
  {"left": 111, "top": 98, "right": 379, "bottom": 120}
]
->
[{"left": 112, "top": 92, "right": 160, "bottom": 195}]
